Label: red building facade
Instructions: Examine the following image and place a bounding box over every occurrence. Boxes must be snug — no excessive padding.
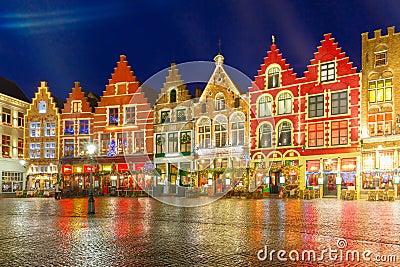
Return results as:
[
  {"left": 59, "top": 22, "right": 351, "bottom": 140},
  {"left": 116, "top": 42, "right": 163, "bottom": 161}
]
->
[
  {"left": 59, "top": 82, "right": 97, "bottom": 193},
  {"left": 92, "top": 55, "right": 154, "bottom": 195},
  {"left": 250, "top": 34, "right": 361, "bottom": 197}
]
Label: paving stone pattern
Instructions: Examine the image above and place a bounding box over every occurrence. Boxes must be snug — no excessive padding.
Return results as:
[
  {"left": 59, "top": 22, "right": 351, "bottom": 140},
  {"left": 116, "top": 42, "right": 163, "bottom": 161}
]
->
[{"left": 0, "top": 197, "right": 399, "bottom": 266}]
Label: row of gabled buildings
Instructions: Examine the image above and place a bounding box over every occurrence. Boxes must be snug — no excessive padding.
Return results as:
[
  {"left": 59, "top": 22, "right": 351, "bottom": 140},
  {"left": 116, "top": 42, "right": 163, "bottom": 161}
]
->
[{"left": 1, "top": 26, "right": 399, "bottom": 198}]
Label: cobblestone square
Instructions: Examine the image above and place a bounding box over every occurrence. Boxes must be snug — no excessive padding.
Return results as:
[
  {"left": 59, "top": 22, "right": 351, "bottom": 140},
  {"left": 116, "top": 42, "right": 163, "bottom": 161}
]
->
[{"left": 0, "top": 197, "right": 399, "bottom": 266}]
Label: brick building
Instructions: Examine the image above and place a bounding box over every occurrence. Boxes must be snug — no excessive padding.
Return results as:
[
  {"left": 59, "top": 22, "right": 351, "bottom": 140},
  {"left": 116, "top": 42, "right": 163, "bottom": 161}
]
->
[
  {"left": 153, "top": 63, "right": 194, "bottom": 195},
  {"left": 92, "top": 55, "right": 155, "bottom": 195},
  {"left": 361, "top": 26, "right": 400, "bottom": 194},
  {"left": 59, "top": 82, "right": 98, "bottom": 193},
  {"left": 24, "top": 81, "right": 61, "bottom": 190},
  {"left": 194, "top": 54, "right": 250, "bottom": 196},
  {"left": 250, "top": 35, "right": 361, "bottom": 197}
]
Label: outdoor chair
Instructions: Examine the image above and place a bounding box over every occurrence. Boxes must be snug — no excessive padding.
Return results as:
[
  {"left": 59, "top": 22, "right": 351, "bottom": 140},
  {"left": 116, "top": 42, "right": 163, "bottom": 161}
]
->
[
  {"left": 367, "top": 190, "right": 376, "bottom": 201},
  {"left": 297, "top": 190, "right": 304, "bottom": 199},
  {"left": 347, "top": 190, "right": 356, "bottom": 200},
  {"left": 377, "top": 190, "right": 385, "bottom": 201},
  {"left": 387, "top": 190, "right": 395, "bottom": 201},
  {"left": 341, "top": 189, "right": 347, "bottom": 200},
  {"left": 313, "top": 190, "right": 319, "bottom": 198}
]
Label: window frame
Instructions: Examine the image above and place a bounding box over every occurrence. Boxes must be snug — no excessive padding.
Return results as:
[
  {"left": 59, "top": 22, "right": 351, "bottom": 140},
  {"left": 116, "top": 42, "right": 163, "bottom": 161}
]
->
[
  {"left": 320, "top": 62, "right": 335, "bottom": 82},
  {"left": 308, "top": 95, "right": 324, "bottom": 118},
  {"left": 308, "top": 123, "right": 324, "bottom": 147},
  {"left": 331, "top": 91, "right": 348, "bottom": 115},
  {"left": 331, "top": 120, "right": 348, "bottom": 146},
  {"left": 267, "top": 67, "right": 280, "bottom": 89}
]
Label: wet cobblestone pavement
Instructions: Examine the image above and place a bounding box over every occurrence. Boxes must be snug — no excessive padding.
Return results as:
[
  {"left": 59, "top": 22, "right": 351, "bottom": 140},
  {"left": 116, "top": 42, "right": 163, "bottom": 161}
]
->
[{"left": 0, "top": 197, "right": 400, "bottom": 266}]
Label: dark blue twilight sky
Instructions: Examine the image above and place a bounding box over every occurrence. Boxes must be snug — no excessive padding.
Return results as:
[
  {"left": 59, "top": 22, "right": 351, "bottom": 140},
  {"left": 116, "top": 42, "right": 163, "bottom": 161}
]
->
[{"left": 1, "top": 0, "right": 400, "bottom": 100}]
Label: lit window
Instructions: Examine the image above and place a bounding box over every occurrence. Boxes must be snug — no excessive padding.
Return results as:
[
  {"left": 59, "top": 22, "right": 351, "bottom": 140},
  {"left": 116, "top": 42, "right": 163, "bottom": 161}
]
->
[
  {"left": 134, "top": 132, "right": 144, "bottom": 153},
  {"left": 278, "top": 93, "right": 292, "bottom": 115},
  {"left": 156, "top": 134, "right": 166, "bottom": 154},
  {"left": 215, "top": 93, "right": 225, "bottom": 111},
  {"left": 214, "top": 117, "right": 227, "bottom": 147},
  {"left": 231, "top": 113, "right": 245, "bottom": 146},
  {"left": 117, "top": 133, "right": 128, "bottom": 155},
  {"left": 331, "top": 121, "right": 348, "bottom": 145},
  {"left": 168, "top": 132, "right": 179, "bottom": 153},
  {"left": 176, "top": 109, "right": 186, "bottom": 122},
  {"left": 108, "top": 108, "right": 119, "bottom": 125},
  {"left": 160, "top": 110, "right": 170, "bottom": 123},
  {"left": 258, "top": 124, "right": 272, "bottom": 148},
  {"left": 368, "top": 112, "right": 392, "bottom": 136},
  {"left": 375, "top": 51, "right": 387, "bottom": 67},
  {"left": 30, "top": 122, "right": 40, "bottom": 137},
  {"left": 267, "top": 67, "right": 280, "bottom": 89},
  {"left": 79, "top": 139, "right": 89, "bottom": 156},
  {"left": 258, "top": 96, "right": 272, "bottom": 118},
  {"left": 320, "top": 62, "right": 335, "bottom": 82},
  {"left": 100, "top": 133, "right": 110, "bottom": 155},
  {"left": 64, "top": 121, "right": 74, "bottom": 134},
  {"left": 29, "top": 143, "right": 41, "bottom": 159},
  {"left": 2, "top": 135, "right": 11, "bottom": 157},
  {"left": 308, "top": 95, "right": 324, "bottom": 118},
  {"left": 72, "top": 101, "right": 82, "bottom": 113},
  {"left": 125, "top": 106, "right": 136, "bottom": 124},
  {"left": 44, "top": 142, "right": 56, "bottom": 158},
  {"left": 368, "top": 79, "right": 392, "bottom": 103},
  {"left": 18, "top": 138, "right": 23, "bottom": 158},
  {"left": 180, "top": 131, "right": 191, "bottom": 153},
  {"left": 79, "top": 120, "right": 89, "bottom": 134},
  {"left": 308, "top": 123, "right": 324, "bottom": 147},
  {"left": 45, "top": 122, "right": 56, "bottom": 136},
  {"left": 64, "top": 140, "right": 74, "bottom": 157},
  {"left": 277, "top": 121, "right": 292, "bottom": 146},
  {"left": 198, "top": 118, "right": 211, "bottom": 149},
  {"left": 2, "top": 108, "right": 11, "bottom": 124},
  {"left": 38, "top": 101, "right": 46, "bottom": 113}
]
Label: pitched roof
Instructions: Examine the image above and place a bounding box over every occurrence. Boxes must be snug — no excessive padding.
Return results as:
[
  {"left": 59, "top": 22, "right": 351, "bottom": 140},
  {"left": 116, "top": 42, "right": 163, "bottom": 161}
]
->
[{"left": 0, "top": 76, "right": 29, "bottom": 103}]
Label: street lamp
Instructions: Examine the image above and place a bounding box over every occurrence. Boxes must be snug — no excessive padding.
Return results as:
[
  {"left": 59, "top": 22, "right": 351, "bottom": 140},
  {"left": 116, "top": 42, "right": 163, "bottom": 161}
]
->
[{"left": 87, "top": 144, "right": 96, "bottom": 214}]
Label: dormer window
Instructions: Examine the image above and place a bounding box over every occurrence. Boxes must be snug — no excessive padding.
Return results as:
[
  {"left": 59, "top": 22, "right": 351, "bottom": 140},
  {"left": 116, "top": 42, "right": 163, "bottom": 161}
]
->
[
  {"left": 375, "top": 51, "right": 387, "bottom": 67},
  {"left": 170, "top": 89, "right": 177, "bottom": 103},
  {"left": 72, "top": 101, "right": 82, "bottom": 113},
  {"left": 320, "top": 62, "right": 335, "bottom": 82},
  {"left": 267, "top": 67, "right": 280, "bottom": 88},
  {"left": 215, "top": 93, "right": 225, "bottom": 111},
  {"left": 39, "top": 100, "right": 46, "bottom": 113}
]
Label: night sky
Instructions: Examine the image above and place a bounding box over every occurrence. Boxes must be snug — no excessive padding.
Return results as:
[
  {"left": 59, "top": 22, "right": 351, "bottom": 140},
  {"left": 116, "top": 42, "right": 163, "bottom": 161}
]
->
[{"left": 1, "top": 0, "right": 400, "bottom": 101}]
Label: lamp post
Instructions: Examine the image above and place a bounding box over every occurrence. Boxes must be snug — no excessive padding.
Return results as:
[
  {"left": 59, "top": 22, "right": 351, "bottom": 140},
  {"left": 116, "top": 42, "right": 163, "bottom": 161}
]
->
[{"left": 87, "top": 144, "right": 96, "bottom": 214}]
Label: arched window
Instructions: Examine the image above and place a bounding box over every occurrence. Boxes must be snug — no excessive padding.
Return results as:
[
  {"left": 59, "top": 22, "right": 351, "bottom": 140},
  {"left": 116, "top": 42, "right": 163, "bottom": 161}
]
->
[
  {"left": 258, "top": 124, "right": 272, "bottom": 148},
  {"left": 277, "top": 92, "right": 292, "bottom": 115},
  {"left": 215, "top": 93, "right": 225, "bottom": 111},
  {"left": 258, "top": 96, "right": 272, "bottom": 117},
  {"left": 198, "top": 118, "right": 211, "bottom": 148},
  {"left": 231, "top": 113, "right": 245, "bottom": 146},
  {"left": 277, "top": 121, "right": 292, "bottom": 146},
  {"left": 267, "top": 67, "right": 280, "bottom": 89},
  {"left": 170, "top": 89, "right": 177, "bottom": 103},
  {"left": 214, "top": 116, "right": 227, "bottom": 147}
]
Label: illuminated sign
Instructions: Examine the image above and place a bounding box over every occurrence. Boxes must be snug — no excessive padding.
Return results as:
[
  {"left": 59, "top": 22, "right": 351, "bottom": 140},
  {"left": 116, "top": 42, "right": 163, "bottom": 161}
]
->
[{"left": 62, "top": 166, "right": 72, "bottom": 174}]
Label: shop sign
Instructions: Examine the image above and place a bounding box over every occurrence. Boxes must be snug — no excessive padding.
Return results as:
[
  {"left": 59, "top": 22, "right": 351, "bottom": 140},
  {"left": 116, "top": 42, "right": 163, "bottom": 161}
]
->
[
  {"left": 103, "top": 165, "right": 112, "bottom": 171},
  {"left": 73, "top": 166, "right": 83, "bottom": 173},
  {"left": 62, "top": 166, "right": 72, "bottom": 174},
  {"left": 135, "top": 163, "right": 145, "bottom": 171},
  {"left": 118, "top": 163, "right": 128, "bottom": 172},
  {"left": 83, "top": 165, "right": 92, "bottom": 173}
]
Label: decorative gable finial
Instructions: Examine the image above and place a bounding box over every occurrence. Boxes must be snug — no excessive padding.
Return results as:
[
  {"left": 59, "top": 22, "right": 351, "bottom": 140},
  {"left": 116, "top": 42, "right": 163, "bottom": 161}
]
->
[
  {"left": 272, "top": 35, "right": 275, "bottom": 44},
  {"left": 218, "top": 39, "right": 222, "bottom": 54}
]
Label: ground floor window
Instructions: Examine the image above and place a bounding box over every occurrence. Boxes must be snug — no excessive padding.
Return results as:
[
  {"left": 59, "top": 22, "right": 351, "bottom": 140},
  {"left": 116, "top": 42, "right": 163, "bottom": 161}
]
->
[
  {"left": 2, "top": 171, "right": 23, "bottom": 192},
  {"left": 362, "top": 172, "right": 394, "bottom": 190}
]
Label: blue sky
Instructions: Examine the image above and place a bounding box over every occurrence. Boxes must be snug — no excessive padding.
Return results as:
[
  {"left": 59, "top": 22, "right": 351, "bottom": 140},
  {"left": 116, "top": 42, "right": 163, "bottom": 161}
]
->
[{"left": 1, "top": 0, "right": 399, "bottom": 100}]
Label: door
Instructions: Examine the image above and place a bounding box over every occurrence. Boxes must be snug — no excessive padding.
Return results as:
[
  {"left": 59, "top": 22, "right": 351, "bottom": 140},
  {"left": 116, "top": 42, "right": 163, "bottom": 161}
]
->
[{"left": 323, "top": 174, "right": 337, "bottom": 196}]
